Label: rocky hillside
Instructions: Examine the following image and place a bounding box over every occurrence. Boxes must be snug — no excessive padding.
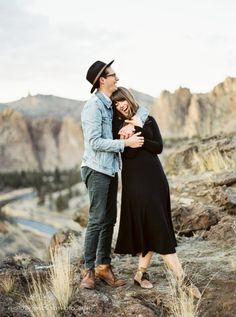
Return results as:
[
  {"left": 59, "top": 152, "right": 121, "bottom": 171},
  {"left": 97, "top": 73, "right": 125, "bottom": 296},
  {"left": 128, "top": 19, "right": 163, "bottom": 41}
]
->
[
  {"left": 0, "top": 109, "right": 84, "bottom": 172},
  {"left": 0, "top": 94, "right": 87, "bottom": 172},
  {"left": 0, "top": 132, "right": 236, "bottom": 315},
  {"left": 0, "top": 78, "right": 235, "bottom": 172},
  {"left": 0, "top": 126, "right": 236, "bottom": 316},
  {"left": 0, "top": 90, "right": 155, "bottom": 173},
  {"left": 1, "top": 83, "right": 235, "bottom": 316},
  {"left": 151, "top": 77, "right": 236, "bottom": 139}
]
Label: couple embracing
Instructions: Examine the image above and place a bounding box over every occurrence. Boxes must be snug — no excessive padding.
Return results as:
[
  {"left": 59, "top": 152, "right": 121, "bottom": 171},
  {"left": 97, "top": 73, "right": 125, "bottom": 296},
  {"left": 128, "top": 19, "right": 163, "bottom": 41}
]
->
[{"left": 79, "top": 59, "right": 200, "bottom": 299}]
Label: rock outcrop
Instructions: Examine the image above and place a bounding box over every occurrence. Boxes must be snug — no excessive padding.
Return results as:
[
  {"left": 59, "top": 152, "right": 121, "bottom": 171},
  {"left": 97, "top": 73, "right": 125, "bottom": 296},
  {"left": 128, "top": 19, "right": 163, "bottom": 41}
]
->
[
  {"left": 151, "top": 87, "right": 191, "bottom": 139},
  {"left": 151, "top": 77, "right": 236, "bottom": 139},
  {"left": 28, "top": 116, "right": 84, "bottom": 172},
  {"left": 172, "top": 203, "right": 218, "bottom": 236},
  {"left": 0, "top": 109, "right": 39, "bottom": 172},
  {"left": 57, "top": 117, "right": 84, "bottom": 170},
  {"left": 164, "top": 132, "right": 236, "bottom": 175},
  {"left": 0, "top": 111, "right": 84, "bottom": 172}
]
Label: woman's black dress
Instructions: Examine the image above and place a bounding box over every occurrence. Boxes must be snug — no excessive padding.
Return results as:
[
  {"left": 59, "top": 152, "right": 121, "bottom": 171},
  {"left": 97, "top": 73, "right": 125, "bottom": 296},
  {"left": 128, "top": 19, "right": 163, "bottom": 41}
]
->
[{"left": 113, "top": 115, "right": 177, "bottom": 256}]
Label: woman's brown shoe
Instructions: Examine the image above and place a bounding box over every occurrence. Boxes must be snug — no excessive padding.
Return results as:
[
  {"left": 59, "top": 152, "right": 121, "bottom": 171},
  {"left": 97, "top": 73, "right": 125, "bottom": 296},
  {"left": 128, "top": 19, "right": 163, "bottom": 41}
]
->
[
  {"left": 181, "top": 275, "right": 201, "bottom": 299},
  {"left": 134, "top": 267, "right": 153, "bottom": 289}
]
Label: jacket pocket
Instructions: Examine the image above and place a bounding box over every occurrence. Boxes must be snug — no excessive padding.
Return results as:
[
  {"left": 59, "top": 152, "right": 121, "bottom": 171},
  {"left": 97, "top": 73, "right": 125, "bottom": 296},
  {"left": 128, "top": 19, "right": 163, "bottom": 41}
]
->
[{"left": 102, "top": 116, "right": 112, "bottom": 137}]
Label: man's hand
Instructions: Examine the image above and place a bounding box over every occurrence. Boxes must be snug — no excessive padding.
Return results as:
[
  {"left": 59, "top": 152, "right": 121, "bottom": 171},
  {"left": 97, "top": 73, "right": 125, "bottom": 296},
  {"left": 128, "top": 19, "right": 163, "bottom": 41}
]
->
[
  {"left": 125, "top": 115, "right": 143, "bottom": 127},
  {"left": 118, "top": 123, "right": 135, "bottom": 139},
  {"left": 125, "top": 132, "right": 144, "bottom": 148}
]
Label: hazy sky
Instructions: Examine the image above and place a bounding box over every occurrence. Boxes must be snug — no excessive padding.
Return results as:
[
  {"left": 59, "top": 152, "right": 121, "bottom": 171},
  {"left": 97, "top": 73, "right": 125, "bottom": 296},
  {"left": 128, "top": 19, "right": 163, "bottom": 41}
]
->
[{"left": 1, "top": 0, "right": 236, "bottom": 102}]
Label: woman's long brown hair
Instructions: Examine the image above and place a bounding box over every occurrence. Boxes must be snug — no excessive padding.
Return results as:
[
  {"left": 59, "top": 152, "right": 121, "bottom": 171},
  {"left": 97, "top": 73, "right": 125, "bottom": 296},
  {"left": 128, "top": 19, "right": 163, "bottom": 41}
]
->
[{"left": 111, "top": 87, "right": 139, "bottom": 119}]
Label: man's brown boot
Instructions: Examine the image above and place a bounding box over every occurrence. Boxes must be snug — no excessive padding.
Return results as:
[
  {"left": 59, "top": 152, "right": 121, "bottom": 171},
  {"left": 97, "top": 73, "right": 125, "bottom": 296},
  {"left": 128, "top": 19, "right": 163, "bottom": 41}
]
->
[
  {"left": 95, "top": 264, "right": 126, "bottom": 287},
  {"left": 80, "top": 268, "right": 95, "bottom": 289}
]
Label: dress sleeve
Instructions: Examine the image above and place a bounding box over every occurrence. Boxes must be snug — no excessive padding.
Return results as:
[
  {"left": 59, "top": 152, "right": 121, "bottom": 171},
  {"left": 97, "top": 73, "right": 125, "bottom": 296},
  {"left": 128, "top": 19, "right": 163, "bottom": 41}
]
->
[
  {"left": 135, "top": 116, "right": 163, "bottom": 154},
  {"left": 112, "top": 114, "right": 123, "bottom": 139},
  {"left": 112, "top": 112, "right": 140, "bottom": 159}
]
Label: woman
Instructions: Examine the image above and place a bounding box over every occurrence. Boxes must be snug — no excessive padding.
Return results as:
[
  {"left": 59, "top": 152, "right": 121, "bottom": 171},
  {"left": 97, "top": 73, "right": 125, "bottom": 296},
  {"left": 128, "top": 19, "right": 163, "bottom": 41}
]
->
[{"left": 111, "top": 87, "right": 200, "bottom": 298}]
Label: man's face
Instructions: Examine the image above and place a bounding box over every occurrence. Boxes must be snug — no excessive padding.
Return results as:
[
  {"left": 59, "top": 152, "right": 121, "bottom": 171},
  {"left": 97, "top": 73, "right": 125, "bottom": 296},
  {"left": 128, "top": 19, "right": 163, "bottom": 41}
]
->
[{"left": 102, "top": 67, "right": 119, "bottom": 94}]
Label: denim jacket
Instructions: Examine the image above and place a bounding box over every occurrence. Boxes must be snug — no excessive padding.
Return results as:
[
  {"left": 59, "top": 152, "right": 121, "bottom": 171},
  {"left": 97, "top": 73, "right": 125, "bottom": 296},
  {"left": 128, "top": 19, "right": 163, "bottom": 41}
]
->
[{"left": 81, "top": 91, "right": 148, "bottom": 177}]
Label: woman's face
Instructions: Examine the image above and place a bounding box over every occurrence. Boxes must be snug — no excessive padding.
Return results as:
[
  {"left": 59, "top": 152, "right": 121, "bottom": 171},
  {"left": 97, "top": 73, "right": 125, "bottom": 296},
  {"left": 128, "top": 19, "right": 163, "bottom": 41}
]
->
[{"left": 115, "top": 100, "right": 130, "bottom": 118}]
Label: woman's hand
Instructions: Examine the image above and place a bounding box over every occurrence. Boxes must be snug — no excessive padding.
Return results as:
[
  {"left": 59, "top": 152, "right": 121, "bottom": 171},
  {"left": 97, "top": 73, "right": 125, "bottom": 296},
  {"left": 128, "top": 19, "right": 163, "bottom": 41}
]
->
[
  {"left": 125, "top": 115, "right": 143, "bottom": 127},
  {"left": 118, "top": 124, "right": 135, "bottom": 139}
]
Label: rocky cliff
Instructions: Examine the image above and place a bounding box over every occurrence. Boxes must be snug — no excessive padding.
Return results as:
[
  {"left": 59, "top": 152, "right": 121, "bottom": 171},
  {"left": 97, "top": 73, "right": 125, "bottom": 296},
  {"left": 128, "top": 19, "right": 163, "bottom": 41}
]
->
[
  {"left": 0, "top": 109, "right": 39, "bottom": 172},
  {"left": 0, "top": 110, "right": 84, "bottom": 172},
  {"left": 151, "top": 77, "right": 236, "bottom": 139}
]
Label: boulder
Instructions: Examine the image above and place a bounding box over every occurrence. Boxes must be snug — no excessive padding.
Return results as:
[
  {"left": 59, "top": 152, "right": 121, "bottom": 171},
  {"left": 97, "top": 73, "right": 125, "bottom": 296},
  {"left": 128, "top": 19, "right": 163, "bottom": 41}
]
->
[
  {"left": 204, "top": 215, "right": 236, "bottom": 242},
  {"left": 172, "top": 203, "right": 218, "bottom": 236},
  {"left": 48, "top": 228, "right": 82, "bottom": 259}
]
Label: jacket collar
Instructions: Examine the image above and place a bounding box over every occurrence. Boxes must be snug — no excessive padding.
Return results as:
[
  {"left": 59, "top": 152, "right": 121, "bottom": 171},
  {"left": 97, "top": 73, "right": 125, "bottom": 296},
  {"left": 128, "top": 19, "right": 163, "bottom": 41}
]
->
[{"left": 96, "top": 91, "right": 112, "bottom": 109}]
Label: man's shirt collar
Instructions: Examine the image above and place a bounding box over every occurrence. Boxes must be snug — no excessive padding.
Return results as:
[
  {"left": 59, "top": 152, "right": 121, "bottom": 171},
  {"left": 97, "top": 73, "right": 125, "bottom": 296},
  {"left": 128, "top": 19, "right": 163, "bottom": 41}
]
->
[{"left": 96, "top": 91, "right": 112, "bottom": 109}]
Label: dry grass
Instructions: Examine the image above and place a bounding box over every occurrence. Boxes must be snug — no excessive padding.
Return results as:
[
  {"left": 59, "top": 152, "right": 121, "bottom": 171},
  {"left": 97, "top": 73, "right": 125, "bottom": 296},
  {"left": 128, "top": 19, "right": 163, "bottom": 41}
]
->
[
  {"left": 0, "top": 274, "right": 15, "bottom": 293},
  {"left": 49, "top": 246, "right": 74, "bottom": 311},
  {"left": 230, "top": 222, "right": 236, "bottom": 271},
  {"left": 192, "top": 148, "right": 236, "bottom": 173},
  {"left": 24, "top": 246, "right": 74, "bottom": 316},
  {"left": 232, "top": 221, "right": 236, "bottom": 234},
  {"left": 166, "top": 270, "right": 200, "bottom": 317},
  {"left": 23, "top": 274, "right": 57, "bottom": 317},
  {"left": 230, "top": 259, "right": 236, "bottom": 272}
]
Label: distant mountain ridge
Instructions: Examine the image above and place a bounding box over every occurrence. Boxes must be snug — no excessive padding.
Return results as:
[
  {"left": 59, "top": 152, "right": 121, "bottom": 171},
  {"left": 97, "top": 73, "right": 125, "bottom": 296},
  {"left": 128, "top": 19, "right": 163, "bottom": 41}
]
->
[
  {"left": 0, "top": 94, "right": 86, "bottom": 120},
  {"left": 0, "top": 90, "right": 155, "bottom": 120}
]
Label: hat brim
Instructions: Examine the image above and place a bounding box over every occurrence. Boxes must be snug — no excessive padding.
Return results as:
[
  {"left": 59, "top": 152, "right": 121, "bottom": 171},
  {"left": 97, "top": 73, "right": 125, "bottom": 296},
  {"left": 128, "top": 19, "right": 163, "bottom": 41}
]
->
[{"left": 90, "top": 60, "right": 114, "bottom": 93}]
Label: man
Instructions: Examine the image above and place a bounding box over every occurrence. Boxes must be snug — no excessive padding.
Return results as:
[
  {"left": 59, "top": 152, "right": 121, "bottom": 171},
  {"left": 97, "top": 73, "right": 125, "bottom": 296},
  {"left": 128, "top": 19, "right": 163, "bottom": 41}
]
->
[{"left": 80, "top": 60, "right": 148, "bottom": 289}]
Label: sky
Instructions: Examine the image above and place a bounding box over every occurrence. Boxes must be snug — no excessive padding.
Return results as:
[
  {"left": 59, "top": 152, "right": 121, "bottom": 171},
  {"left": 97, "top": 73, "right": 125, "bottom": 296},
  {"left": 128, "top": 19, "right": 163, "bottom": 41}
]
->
[{"left": 0, "top": 0, "right": 236, "bottom": 103}]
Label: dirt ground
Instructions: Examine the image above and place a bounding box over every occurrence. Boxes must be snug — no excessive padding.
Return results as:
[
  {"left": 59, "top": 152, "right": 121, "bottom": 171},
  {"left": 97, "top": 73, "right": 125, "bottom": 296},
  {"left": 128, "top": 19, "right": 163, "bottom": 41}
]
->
[{"left": 70, "top": 236, "right": 236, "bottom": 317}]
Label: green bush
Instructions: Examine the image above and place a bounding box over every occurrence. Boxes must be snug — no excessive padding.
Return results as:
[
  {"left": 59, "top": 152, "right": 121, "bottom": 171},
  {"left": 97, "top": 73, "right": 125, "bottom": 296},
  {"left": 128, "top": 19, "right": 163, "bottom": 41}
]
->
[
  {"left": 0, "top": 168, "right": 81, "bottom": 192},
  {"left": 55, "top": 193, "right": 69, "bottom": 212}
]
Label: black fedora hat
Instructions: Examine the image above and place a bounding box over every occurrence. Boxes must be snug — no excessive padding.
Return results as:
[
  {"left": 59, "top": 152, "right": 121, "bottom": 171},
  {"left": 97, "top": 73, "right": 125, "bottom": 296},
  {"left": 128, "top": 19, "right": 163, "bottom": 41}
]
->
[{"left": 86, "top": 60, "right": 114, "bottom": 93}]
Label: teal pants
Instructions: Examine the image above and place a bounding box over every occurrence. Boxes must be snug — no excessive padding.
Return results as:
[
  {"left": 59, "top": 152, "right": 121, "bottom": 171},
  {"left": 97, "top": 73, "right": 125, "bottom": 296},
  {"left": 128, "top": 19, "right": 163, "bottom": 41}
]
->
[{"left": 81, "top": 166, "right": 118, "bottom": 269}]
